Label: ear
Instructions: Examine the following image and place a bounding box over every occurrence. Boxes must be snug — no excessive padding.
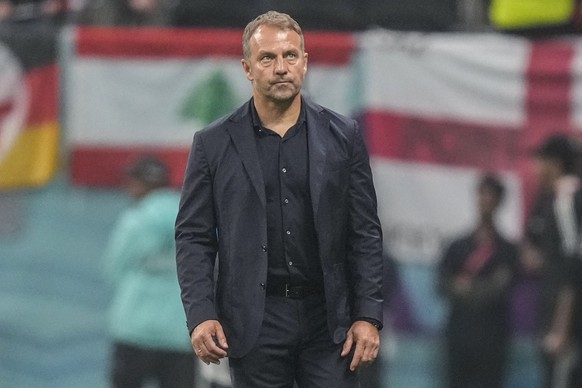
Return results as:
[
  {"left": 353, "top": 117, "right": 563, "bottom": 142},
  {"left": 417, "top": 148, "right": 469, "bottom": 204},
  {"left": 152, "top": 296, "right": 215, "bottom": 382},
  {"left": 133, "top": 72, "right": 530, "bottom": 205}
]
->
[
  {"left": 241, "top": 59, "right": 254, "bottom": 81},
  {"left": 303, "top": 52, "right": 308, "bottom": 75}
]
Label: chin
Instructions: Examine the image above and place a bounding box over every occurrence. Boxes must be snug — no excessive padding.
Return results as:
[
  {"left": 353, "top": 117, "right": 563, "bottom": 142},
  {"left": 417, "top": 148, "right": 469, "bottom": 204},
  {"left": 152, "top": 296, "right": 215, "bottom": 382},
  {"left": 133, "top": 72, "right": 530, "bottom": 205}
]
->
[{"left": 271, "top": 91, "right": 300, "bottom": 102}]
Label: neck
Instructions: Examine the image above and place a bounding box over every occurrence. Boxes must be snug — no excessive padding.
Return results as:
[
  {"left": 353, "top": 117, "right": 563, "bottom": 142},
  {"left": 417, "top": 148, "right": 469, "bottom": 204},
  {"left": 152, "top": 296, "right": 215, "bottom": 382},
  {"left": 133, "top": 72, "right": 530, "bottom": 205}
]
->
[
  {"left": 253, "top": 94, "right": 302, "bottom": 136},
  {"left": 475, "top": 219, "right": 495, "bottom": 242}
]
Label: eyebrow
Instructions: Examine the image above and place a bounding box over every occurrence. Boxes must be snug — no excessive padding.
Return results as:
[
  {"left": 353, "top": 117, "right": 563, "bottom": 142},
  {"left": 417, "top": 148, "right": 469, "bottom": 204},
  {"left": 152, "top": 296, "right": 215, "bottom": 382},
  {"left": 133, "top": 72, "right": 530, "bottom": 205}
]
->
[{"left": 257, "top": 48, "right": 299, "bottom": 57}]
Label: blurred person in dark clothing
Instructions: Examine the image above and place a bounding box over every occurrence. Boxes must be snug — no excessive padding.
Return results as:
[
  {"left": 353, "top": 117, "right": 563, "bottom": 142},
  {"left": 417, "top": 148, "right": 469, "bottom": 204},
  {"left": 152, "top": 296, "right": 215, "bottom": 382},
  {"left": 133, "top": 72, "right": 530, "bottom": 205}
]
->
[
  {"left": 253, "top": 0, "right": 362, "bottom": 30},
  {"left": 438, "top": 174, "right": 519, "bottom": 388},
  {"left": 103, "top": 157, "right": 196, "bottom": 388},
  {"left": 363, "top": 0, "right": 457, "bottom": 31},
  {"left": 0, "top": 0, "right": 12, "bottom": 21},
  {"left": 0, "top": 0, "right": 66, "bottom": 23},
  {"left": 171, "top": 0, "right": 362, "bottom": 30},
  {"left": 171, "top": 0, "right": 251, "bottom": 28},
  {"left": 524, "top": 134, "right": 582, "bottom": 388},
  {"left": 78, "top": 0, "right": 175, "bottom": 26}
]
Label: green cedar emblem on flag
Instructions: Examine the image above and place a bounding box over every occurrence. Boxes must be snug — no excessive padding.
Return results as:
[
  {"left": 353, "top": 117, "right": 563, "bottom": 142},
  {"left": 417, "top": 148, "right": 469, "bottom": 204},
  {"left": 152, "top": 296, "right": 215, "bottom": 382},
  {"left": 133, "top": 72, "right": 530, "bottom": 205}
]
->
[{"left": 180, "top": 68, "right": 237, "bottom": 125}]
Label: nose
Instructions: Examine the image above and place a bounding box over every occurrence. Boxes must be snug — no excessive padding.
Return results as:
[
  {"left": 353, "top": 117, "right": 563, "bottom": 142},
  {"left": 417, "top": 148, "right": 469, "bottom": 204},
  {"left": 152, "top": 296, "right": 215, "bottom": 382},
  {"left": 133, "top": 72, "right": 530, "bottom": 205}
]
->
[{"left": 274, "top": 56, "right": 287, "bottom": 75}]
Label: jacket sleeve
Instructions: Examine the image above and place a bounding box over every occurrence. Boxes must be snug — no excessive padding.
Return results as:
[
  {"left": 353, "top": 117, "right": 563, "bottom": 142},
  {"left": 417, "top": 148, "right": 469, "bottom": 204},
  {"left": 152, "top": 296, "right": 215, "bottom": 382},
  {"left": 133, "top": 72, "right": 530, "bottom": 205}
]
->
[
  {"left": 175, "top": 131, "right": 219, "bottom": 334},
  {"left": 346, "top": 121, "right": 384, "bottom": 324}
]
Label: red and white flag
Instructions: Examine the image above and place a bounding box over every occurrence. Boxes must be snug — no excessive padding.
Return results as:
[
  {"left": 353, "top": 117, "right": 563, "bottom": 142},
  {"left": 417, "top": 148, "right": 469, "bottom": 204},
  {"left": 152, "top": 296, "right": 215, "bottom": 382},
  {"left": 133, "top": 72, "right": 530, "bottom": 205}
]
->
[
  {"left": 359, "top": 31, "right": 580, "bottom": 265},
  {"left": 64, "top": 27, "right": 356, "bottom": 187}
]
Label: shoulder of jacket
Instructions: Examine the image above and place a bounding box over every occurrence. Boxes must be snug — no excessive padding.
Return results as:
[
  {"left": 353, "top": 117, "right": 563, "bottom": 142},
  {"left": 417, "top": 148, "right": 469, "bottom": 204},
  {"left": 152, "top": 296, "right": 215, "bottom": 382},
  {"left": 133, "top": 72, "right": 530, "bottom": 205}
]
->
[
  {"left": 196, "top": 101, "right": 250, "bottom": 140},
  {"left": 307, "top": 98, "right": 355, "bottom": 129}
]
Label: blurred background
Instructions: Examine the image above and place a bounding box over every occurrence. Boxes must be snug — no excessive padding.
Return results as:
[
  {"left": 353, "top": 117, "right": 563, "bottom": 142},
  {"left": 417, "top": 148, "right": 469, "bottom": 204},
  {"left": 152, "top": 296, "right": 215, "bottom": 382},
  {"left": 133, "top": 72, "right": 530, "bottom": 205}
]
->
[{"left": 1, "top": 0, "right": 581, "bottom": 387}]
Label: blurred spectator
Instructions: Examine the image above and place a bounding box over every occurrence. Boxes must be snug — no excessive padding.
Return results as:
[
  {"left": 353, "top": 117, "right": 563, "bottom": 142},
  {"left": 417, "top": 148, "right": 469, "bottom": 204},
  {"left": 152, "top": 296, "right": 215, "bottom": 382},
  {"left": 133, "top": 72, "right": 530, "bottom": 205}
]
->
[
  {"left": 171, "top": 0, "right": 361, "bottom": 30},
  {"left": 489, "top": 0, "right": 580, "bottom": 36},
  {"left": 0, "top": 0, "right": 67, "bottom": 24},
  {"left": 254, "top": 0, "right": 363, "bottom": 30},
  {"left": 171, "top": 0, "right": 251, "bottom": 28},
  {"left": 456, "top": 0, "right": 491, "bottom": 31},
  {"left": 438, "top": 174, "right": 518, "bottom": 388},
  {"left": 524, "top": 135, "right": 582, "bottom": 388},
  {"left": 103, "top": 156, "right": 195, "bottom": 388},
  {"left": 78, "top": 0, "right": 175, "bottom": 26},
  {"left": 363, "top": 0, "right": 458, "bottom": 31},
  {"left": 0, "top": 0, "right": 13, "bottom": 21}
]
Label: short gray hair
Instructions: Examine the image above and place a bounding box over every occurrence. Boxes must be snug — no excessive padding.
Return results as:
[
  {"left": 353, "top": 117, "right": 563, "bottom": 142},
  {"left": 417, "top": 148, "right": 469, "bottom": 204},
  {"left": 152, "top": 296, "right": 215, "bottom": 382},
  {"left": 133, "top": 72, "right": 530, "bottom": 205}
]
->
[{"left": 242, "top": 11, "right": 304, "bottom": 60}]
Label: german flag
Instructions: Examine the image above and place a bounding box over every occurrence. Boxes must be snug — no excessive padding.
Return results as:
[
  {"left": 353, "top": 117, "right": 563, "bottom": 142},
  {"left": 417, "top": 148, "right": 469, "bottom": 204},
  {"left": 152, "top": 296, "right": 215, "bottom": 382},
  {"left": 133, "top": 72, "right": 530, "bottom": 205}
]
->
[{"left": 0, "top": 24, "right": 59, "bottom": 189}]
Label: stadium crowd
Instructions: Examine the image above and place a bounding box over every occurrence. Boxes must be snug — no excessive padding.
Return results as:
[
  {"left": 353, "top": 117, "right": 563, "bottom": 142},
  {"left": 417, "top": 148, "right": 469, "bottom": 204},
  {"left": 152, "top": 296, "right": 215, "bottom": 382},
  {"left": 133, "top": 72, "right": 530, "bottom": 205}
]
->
[{"left": 0, "top": 0, "right": 580, "bottom": 35}]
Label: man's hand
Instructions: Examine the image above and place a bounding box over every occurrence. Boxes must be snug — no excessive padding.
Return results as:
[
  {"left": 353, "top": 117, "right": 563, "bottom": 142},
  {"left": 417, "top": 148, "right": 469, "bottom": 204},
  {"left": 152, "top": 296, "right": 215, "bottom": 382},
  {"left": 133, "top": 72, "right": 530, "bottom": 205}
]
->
[
  {"left": 191, "top": 320, "right": 229, "bottom": 365},
  {"left": 340, "top": 320, "right": 380, "bottom": 372}
]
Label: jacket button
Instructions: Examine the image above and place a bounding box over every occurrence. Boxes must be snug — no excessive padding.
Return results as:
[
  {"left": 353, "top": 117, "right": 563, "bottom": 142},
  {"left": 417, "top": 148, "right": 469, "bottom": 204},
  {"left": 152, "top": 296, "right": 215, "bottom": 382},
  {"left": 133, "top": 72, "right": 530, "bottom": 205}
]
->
[
  {"left": 261, "top": 245, "right": 267, "bottom": 252},
  {"left": 260, "top": 283, "right": 266, "bottom": 290}
]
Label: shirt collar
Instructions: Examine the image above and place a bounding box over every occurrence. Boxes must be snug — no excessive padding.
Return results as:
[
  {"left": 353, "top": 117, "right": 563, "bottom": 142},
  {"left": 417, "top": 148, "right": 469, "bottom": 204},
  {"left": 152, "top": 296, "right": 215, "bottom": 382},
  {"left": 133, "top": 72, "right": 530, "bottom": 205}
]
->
[{"left": 250, "top": 97, "right": 306, "bottom": 135}]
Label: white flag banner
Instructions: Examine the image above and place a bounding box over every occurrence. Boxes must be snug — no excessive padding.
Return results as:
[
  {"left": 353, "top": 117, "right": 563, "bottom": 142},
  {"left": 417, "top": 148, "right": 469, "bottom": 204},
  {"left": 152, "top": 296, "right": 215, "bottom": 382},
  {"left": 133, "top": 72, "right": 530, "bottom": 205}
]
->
[
  {"left": 63, "top": 27, "right": 356, "bottom": 187},
  {"left": 358, "top": 30, "right": 582, "bottom": 267}
]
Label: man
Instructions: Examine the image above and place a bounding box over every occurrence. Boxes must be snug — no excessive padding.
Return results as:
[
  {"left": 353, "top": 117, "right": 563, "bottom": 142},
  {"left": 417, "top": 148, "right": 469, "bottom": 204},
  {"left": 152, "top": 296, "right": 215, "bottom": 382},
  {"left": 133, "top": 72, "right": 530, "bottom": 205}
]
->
[
  {"left": 175, "top": 11, "right": 383, "bottom": 387},
  {"left": 104, "top": 157, "right": 195, "bottom": 388},
  {"left": 524, "top": 134, "right": 582, "bottom": 388},
  {"left": 438, "top": 175, "right": 519, "bottom": 388}
]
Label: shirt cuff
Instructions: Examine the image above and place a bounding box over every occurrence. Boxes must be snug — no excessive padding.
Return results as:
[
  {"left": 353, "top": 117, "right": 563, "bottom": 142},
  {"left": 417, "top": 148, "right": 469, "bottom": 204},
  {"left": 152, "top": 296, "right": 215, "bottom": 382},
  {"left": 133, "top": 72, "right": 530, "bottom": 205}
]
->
[{"left": 356, "top": 317, "right": 383, "bottom": 331}]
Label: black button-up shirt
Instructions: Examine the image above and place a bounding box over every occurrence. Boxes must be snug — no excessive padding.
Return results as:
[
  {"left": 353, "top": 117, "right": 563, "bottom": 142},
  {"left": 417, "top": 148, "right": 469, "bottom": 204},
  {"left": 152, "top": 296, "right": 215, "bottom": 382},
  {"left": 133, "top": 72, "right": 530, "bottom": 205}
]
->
[{"left": 251, "top": 100, "right": 323, "bottom": 287}]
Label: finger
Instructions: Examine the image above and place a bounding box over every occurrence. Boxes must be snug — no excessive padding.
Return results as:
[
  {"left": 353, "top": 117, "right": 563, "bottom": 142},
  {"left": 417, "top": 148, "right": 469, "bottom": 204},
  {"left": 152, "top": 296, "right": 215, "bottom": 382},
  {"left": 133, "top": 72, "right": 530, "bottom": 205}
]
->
[
  {"left": 203, "top": 336, "right": 228, "bottom": 358},
  {"left": 341, "top": 331, "right": 354, "bottom": 357},
  {"left": 194, "top": 342, "right": 211, "bottom": 362},
  {"left": 361, "top": 341, "right": 379, "bottom": 364},
  {"left": 370, "top": 342, "right": 380, "bottom": 360},
  {"left": 350, "top": 342, "right": 365, "bottom": 372},
  {"left": 196, "top": 342, "right": 221, "bottom": 365},
  {"left": 202, "top": 354, "right": 222, "bottom": 365},
  {"left": 195, "top": 347, "right": 211, "bottom": 365},
  {"left": 215, "top": 325, "right": 229, "bottom": 349}
]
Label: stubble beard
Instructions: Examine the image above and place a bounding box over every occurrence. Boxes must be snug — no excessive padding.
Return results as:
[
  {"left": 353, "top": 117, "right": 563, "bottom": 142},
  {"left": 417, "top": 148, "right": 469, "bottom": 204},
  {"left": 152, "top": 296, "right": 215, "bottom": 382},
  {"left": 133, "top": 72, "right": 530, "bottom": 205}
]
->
[{"left": 267, "top": 81, "right": 301, "bottom": 103}]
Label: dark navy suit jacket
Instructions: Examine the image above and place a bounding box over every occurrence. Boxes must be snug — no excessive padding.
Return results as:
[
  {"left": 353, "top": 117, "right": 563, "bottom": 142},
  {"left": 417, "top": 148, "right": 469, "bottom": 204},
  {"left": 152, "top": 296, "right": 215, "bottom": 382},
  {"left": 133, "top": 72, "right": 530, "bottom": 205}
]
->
[{"left": 175, "top": 97, "right": 383, "bottom": 358}]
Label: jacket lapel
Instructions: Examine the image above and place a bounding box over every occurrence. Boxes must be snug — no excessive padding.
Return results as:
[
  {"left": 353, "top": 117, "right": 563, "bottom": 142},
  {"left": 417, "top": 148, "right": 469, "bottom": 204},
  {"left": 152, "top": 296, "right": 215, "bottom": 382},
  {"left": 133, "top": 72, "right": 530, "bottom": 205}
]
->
[
  {"left": 306, "top": 102, "right": 328, "bottom": 220},
  {"left": 226, "top": 103, "right": 266, "bottom": 208}
]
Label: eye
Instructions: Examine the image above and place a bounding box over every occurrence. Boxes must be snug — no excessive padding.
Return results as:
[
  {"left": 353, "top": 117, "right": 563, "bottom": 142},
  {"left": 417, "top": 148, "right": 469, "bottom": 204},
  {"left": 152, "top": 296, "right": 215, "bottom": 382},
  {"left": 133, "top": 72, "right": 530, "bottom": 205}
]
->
[
  {"left": 260, "top": 55, "right": 273, "bottom": 63},
  {"left": 286, "top": 52, "right": 297, "bottom": 59}
]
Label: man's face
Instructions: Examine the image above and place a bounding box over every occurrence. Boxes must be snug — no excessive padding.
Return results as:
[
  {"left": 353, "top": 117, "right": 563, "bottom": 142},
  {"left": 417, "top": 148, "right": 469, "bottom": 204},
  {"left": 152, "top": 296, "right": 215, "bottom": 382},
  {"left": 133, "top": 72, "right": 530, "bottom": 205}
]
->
[
  {"left": 125, "top": 177, "right": 149, "bottom": 200},
  {"left": 477, "top": 187, "right": 500, "bottom": 219},
  {"left": 533, "top": 156, "right": 561, "bottom": 188},
  {"left": 241, "top": 25, "right": 308, "bottom": 103}
]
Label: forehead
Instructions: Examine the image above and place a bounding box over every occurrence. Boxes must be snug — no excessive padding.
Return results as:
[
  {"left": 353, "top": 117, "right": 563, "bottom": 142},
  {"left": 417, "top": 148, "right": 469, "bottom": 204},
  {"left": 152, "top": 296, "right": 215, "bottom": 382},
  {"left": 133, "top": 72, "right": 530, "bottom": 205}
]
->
[{"left": 250, "top": 25, "right": 302, "bottom": 53}]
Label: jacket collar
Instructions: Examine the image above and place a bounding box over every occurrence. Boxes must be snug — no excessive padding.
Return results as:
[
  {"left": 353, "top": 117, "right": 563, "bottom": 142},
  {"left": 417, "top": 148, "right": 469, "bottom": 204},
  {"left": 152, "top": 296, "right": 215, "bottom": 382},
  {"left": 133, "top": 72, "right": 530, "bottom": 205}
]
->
[{"left": 225, "top": 96, "right": 329, "bottom": 218}]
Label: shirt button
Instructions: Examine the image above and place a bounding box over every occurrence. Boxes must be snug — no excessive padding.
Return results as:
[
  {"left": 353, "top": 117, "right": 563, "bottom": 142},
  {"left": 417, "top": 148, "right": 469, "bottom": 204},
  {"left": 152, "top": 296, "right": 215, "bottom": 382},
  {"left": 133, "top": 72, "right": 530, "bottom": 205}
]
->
[
  {"left": 288, "top": 261, "right": 293, "bottom": 266},
  {"left": 283, "top": 198, "right": 289, "bottom": 204},
  {"left": 286, "top": 230, "right": 291, "bottom": 235},
  {"left": 282, "top": 168, "right": 287, "bottom": 173}
]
